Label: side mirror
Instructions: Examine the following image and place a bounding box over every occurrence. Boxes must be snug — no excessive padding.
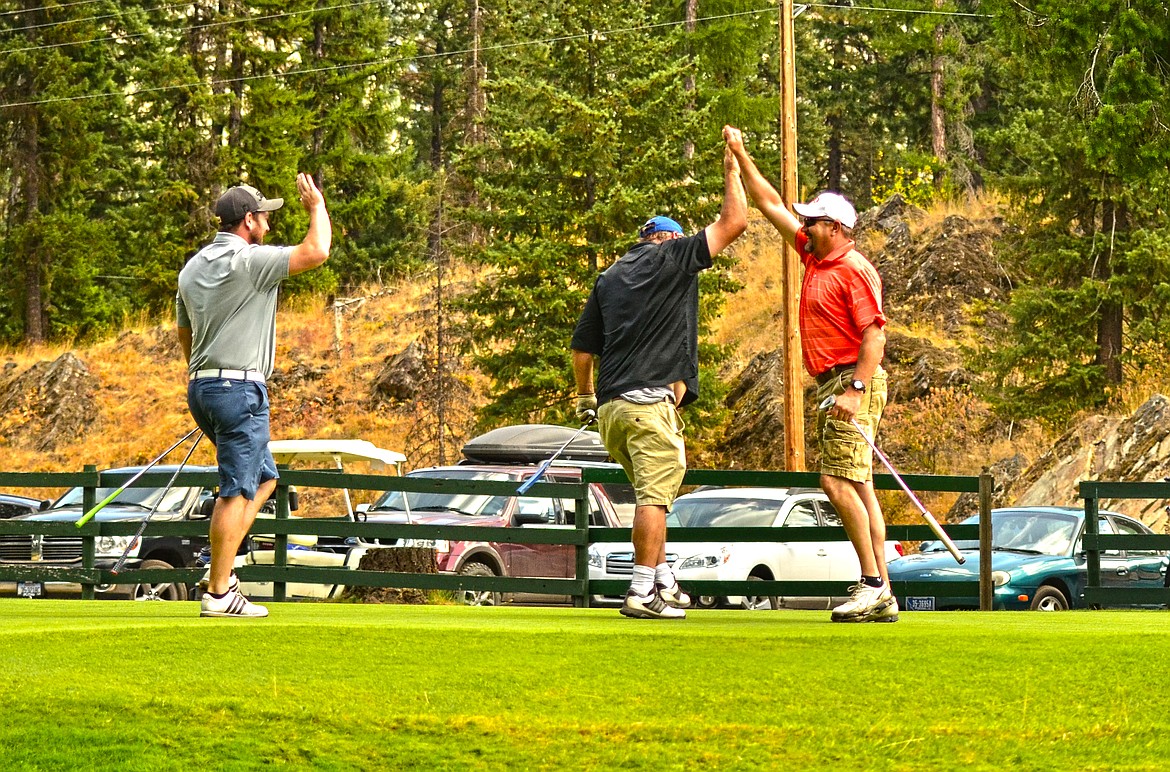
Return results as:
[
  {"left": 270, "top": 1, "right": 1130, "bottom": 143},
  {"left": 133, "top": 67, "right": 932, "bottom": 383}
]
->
[
  {"left": 198, "top": 497, "right": 215, "bottom": 518},
  {"left": 39, "top": 499, "right": 52, "bottom": 511},
  {"left": 288, "top": 489, "right": 299, "bottom": 512},
  {"left": 514, "top": 509, "right": 550, "bottom": 525}
]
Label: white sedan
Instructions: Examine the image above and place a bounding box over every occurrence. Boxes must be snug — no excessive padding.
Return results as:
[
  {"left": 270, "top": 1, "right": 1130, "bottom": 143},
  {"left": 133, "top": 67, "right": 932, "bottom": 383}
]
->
[{"left": 589, "top": 487, "right": 904, "bottom": 610}]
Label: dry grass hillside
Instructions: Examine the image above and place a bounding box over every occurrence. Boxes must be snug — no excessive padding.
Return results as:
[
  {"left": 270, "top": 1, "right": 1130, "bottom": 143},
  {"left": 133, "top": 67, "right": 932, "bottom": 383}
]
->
[{"left": 5, "top": 199, "right": 1169, "bottom": 521}]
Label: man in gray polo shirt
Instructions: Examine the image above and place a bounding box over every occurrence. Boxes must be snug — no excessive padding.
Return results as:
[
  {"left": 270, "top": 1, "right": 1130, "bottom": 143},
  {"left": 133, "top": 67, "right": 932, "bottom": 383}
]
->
[{"left": 177, "top": 173, "right": 331, "bottom": 618}]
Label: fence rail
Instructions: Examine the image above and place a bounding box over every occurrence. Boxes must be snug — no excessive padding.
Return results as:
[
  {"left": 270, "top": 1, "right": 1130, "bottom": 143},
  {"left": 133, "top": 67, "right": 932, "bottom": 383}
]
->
[{"left": 1, "top": 466, "right": 993, "bottom": 607}]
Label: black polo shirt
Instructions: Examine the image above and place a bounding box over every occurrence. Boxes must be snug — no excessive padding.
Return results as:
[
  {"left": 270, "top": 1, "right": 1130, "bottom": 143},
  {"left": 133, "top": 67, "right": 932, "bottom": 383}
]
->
[{"left": 571, "top": 231, "right": 712, "bottom": 407}]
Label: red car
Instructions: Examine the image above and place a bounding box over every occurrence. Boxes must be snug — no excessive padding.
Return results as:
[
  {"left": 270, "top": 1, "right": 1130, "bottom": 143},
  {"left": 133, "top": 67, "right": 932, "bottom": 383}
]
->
[{"left": 361, "top": 425, "right": 632, "bottom": 605}]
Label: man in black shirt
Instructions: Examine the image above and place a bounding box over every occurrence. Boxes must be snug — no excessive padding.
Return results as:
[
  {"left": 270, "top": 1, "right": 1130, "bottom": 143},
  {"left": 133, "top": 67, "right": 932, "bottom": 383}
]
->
[{"left": 571, "top": 131, "right": 747, "bottom": 619}]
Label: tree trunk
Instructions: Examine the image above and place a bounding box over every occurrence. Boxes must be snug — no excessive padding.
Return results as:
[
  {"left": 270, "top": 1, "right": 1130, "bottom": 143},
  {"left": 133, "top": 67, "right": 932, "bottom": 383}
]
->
[
  {"left": 18, "top": 1, "right": 44, "bottom": 343},
  {"left": 683, "top": 0, "right": 698, "bottom": 161},
  {"left": 1096, "top": 199, "right": 1124, "bottom": 385},
  {"left": 930, "top": 0, "right": 947, "bottom": 186}
]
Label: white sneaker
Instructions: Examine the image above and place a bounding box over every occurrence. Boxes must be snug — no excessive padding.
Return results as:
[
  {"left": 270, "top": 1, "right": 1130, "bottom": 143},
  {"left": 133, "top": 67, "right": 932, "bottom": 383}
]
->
[
  {"left": 620, "top": 589, "right": 686, "bottom": 619},
  {"left": 866, "top": 597, "right": 899, "bottom": 623},
  {"left": 831, "top": 582, "right": 893, "bottom": 623},
  {"left": 200, "top": 589, "right": 268, "bottom": 618},
  {"left": 656, "top": 580, "right": 693, "bottom": 609},
  {"left": 197, "top": 571, "right": 240, "bottom": 596}
]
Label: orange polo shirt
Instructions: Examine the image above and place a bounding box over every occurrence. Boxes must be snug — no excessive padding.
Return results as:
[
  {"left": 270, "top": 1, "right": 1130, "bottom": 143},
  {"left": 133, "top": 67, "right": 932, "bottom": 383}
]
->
[{"left": 796, "top": 231, "right": 886, "bottom": 377}]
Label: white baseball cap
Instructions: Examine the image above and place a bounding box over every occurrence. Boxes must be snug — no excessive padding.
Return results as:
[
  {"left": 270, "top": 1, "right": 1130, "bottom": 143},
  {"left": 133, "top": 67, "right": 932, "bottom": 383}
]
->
[{"left": 792, "top": 191, "right": 857, "bottom": 229}]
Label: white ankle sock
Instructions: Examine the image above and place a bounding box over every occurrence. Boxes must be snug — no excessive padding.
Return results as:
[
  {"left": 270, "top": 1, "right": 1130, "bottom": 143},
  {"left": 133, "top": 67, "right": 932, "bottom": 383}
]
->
[
  {"left": 630, "top": 565, "right": 655, "bottom": 596},
  {"left": 654, "top": 563, "right": 675, "bottom": 587}
]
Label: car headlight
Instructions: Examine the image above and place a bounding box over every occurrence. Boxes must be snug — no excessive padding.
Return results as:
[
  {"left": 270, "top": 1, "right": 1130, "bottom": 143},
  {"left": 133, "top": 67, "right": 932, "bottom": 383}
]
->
[
  {"left": 677, "top": 548, "right": 730, "bottom": 571},
  {"left": 991, "top": 570, "right": 1011, "bottom": 587},
  {"left": 96, "top": 535, "right": 138, "bottom": 558}
]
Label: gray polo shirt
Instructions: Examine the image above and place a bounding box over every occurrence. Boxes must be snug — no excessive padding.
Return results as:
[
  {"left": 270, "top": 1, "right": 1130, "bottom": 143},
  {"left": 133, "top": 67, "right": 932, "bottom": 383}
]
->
[{"left": 176, "top": 232, "right": 292, "bottom": 378}]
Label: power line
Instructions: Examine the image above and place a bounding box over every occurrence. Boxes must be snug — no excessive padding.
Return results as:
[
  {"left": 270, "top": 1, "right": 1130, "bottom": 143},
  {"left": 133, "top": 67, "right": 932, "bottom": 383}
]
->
[
  {"left": 0, "top": 4, "right": 993, "bottom": 110},
  {"left": 0, "top": 0, "right": 107, "bottom": 19},
  {"left": 0, "top": 1, "right": 194, "bottom": 34},
  {"left": 0, "top": 0, "right": 385, "bottom": 56}
]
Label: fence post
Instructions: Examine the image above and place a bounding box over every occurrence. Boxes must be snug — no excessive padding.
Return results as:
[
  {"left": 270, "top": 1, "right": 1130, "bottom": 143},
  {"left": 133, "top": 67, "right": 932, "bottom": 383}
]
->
[
  {"left": 1083, "top": 483, "right": 1100, "bottom": 601},
  {"left": 81, "top": 464, "right": 97, "bottom": 600},
  {"left": 575, "top": 484, "right": 590, "bottom": 608},
  {"left": 978, "top": 468, "right": 993, "bottom": 611},
  {"left": 274, "top": 480, "right": 290, "bottom": 602}
]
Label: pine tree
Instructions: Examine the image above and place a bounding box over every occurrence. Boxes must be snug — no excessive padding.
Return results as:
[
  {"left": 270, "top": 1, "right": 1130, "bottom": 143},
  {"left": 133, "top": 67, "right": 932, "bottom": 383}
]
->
[{"left": 456, "top": 0, "right": 739, "bottom": 432}]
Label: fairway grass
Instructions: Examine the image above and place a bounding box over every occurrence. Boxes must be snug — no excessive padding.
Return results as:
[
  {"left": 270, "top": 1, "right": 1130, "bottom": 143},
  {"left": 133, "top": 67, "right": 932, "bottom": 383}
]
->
[{"left": 2, "top": 601, "right": 1168, "bottom": 771}]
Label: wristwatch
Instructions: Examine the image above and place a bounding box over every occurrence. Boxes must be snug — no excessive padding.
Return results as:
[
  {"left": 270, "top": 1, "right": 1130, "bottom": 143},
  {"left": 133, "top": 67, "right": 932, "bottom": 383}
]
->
[{"left": 849, "top": 378, "right": 867, "bottom": 393}]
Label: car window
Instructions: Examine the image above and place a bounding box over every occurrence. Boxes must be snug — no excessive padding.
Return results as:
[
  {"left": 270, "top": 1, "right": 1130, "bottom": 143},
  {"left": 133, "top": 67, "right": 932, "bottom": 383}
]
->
[
  {"left": 368, "top": 469, "right": 511, "bottom": 517},
  {"left": 600, "top": 483, "right": 636, "bottom": 526},
  {"left": 1110, "top": 516, "right": 1157, "bottom": 556},
  {"left": 782, "top": 501, "right": 819, "bottom": 527},
  {"left": 670, "top": 497, "right": 779, "bottom": 528},
  {"left": 817, "top": 500, "right": 842, "bottom": 527},
  {"left": 562, "top": 489, "right": 607, "bottom": 527},
  {"left": 516, "top": 496, "right": 558, "bottom": 524},
  {"left": 54, "top": 483, "right": 196, "bottom": 513}
]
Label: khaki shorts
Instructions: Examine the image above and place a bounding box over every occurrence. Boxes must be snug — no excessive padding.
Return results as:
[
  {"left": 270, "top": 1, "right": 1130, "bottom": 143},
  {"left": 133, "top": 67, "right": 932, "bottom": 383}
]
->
[
  {"left": 598, "top": 398, "right": 686, "bottom": 508},
  {"left": 815, "top": 365, "right": 888, "bottom": 483}
]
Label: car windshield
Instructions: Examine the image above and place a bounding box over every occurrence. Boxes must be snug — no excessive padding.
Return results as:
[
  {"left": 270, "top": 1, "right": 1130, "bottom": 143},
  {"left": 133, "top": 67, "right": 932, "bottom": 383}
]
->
[
  {"left": 368, "top": 469, "right": 511, "bottom": 518},
  {"left": 53, "top": 484, "right": 194, "bottom": 514},
  {"left": 922, "top": 510, "right": 1079, "bottom": 556},
  {"left": 667, "top": 497, "right": 779, "bottom": 528}
]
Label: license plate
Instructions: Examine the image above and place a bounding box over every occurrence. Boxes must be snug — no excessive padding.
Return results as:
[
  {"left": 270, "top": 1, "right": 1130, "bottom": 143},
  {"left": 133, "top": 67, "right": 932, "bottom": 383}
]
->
[
  {"left": 906, "top": 596, "right": 935, "bottom": 611},
  {"left": 17, "top": 581, "right": 43, "bottom": 598}
]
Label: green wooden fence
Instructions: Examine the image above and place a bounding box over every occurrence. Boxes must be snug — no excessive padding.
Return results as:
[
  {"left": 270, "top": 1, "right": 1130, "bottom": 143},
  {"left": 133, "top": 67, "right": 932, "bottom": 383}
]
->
[
  {"left": 1080, "top": 480, "right": 1170, "bottom": 607},
  {"left": 0, "top": 466, "right": 993, "bottom": 608}
]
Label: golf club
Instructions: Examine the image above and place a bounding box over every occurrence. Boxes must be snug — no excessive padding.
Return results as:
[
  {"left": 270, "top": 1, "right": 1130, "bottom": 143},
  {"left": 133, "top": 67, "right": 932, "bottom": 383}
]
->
[
  {"left": 515, "top": 413, "right": 598, "bottom": 495},
  {"left": 111, "top": 430, "right": 204, "bottom": 576},
  {"left": 819, "top": 395, "right": 966, "bottom": 565},
  {"left": 75, "top": 427, "right": 201, "bottom": 527}
]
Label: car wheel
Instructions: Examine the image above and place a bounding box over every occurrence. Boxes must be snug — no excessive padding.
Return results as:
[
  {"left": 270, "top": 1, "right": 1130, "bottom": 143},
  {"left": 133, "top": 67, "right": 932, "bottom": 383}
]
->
[
  {"left": 457, "top": 562, "right": 502, "bottom": 606},
  {"left": 696, "top": 595, "right": 720, "bottom": 609},
  {"left": 128, "top": 559, "right": 189, "bottom": 602},
  {"left": 1030, "top": 585, "right": 1068, "bottom": 611},
  {"left": 741, "top": 576, "right": 778, "bottom": 611}
]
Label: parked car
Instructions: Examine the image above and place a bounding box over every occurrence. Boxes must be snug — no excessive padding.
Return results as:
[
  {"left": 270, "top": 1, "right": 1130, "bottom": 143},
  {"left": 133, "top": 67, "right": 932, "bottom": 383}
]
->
[
  {"left": 0, "top": 493, "right": 48, "bottom": 519},
  {"left": 589, "top": 487, "right": 904, "bottom": 610},
  {"left": 888, "top": 506, "right": 1170, "bottom": 611},
  {"left": 359, "top": 423, "right": 632, "bottom": 605},
  {"left": 0, "top": 465, "right": 217, "bottom": 600}
]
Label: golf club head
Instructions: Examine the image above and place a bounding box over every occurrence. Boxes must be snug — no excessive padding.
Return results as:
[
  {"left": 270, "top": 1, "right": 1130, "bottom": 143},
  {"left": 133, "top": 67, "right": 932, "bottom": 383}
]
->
[{"left": 819, "top": 395, "right": 836, "bottom": 411}]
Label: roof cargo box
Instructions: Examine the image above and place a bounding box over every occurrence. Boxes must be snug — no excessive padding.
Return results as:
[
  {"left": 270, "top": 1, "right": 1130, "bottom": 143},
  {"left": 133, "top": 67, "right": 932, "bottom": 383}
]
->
[{"left": 461, "top": 424, "right": 610, "bottom": 463}]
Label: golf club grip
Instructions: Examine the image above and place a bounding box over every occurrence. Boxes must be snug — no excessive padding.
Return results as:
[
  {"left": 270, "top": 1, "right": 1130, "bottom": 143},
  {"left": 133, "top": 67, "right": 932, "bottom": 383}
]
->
[
  {"left": 922, "top": 510, "right": 966, "bottom": 565},
  {"left": 516, "top": 460, "right": 552, "bottom": 495}
]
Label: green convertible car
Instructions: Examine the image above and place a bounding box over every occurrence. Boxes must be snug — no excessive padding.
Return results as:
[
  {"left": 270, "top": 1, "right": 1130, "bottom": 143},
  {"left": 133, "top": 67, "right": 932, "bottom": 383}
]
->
[{"left": 888, "top": 506, "right": 1169, "bottom": 611}]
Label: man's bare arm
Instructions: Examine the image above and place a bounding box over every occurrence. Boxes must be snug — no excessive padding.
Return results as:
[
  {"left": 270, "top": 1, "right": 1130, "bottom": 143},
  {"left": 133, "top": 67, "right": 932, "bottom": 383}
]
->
[
  {"left": 703, "top": 145, "right": 748, "bottom": 256},
  {"left": 722, "top": 125, "right": 801, "bottom": 247},
  {"left": 288, "top": 173, "right": 332, "bottom": 276}
]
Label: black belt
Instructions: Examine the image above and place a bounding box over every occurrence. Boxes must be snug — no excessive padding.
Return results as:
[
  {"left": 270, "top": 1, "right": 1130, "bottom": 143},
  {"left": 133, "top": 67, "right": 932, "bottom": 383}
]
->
[{"left": 815, "top": 362, "right": 857, "bottom": 386}]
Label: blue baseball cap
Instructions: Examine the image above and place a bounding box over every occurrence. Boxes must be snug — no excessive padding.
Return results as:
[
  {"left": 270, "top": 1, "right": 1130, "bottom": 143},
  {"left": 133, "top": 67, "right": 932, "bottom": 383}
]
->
[{"left": 638, "top": 216, "right": 684, "bottom": 239}]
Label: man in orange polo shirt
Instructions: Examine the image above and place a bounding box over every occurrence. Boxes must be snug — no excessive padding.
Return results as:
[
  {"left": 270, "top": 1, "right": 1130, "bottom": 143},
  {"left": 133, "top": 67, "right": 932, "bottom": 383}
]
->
[{"left": 723, "top": 125, "right": 895, "bottom": 623}]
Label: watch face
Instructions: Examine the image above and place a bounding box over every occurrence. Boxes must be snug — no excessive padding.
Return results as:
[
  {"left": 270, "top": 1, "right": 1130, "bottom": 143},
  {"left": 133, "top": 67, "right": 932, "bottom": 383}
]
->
[{"left": 851, "top": 379, "right": 866, "bottom": 392}]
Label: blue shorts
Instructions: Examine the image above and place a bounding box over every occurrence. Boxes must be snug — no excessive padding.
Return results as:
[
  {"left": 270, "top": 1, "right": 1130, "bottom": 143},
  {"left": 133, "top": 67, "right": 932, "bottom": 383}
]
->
[{"left": 187, "top": 378, "right": 278, "bottom": 500}]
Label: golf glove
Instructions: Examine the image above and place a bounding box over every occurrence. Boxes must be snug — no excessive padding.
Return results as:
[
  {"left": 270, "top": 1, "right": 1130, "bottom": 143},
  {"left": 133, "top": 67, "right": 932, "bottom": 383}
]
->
[{"left": 575, "top": 394, "right": 598, "bottom": 423}]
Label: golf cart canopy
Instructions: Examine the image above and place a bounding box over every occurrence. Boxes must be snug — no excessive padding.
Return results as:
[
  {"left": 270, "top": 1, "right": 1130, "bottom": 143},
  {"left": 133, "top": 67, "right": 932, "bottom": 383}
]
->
[
  {"left": 269, "top": 439, "right": 406, "bottom": 474},
  {"left": 460, "top": 424, "right": 610, "bottom": 464}
]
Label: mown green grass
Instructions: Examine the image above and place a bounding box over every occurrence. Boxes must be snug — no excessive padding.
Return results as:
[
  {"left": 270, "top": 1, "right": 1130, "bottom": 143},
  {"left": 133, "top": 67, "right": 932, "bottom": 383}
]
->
[{"left": 2, "top": 601, "right": 1168, "bottom": 771}]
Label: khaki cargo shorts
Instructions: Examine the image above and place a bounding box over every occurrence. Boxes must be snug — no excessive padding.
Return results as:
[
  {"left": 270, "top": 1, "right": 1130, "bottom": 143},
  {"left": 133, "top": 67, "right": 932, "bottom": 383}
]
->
[
  {"left": 597, "top": 398, "right": 686, "bottom": 508},
  {"left": 815, "top": 365, "right": 888, "bottom": 483}
]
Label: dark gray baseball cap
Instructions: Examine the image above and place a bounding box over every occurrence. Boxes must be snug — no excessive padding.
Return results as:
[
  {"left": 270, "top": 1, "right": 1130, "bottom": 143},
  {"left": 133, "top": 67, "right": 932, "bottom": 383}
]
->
[{"left": 214, "top": 184, "right": 284, "bottom": 224}]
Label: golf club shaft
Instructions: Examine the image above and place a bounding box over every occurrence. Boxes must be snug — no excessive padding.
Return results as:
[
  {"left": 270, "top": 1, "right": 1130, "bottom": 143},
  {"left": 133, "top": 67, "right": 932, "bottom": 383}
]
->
[
  {"left": 516, "top": 417, "right": 597, "bottom": 495},
  {"left": 848, "top": 417, "right": 966, "bottom": 565},
  {"left": 111, "top": 431, "right": 203, "bottom": 575},
  {"left": 76, "top": 427, "right": 201, "bottom": 527}
]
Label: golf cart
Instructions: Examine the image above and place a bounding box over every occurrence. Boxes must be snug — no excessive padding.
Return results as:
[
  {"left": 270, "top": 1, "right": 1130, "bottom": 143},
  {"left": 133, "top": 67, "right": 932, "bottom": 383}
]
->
[{"left": 226, "top": 439, "right": 407, "bottom": 600}]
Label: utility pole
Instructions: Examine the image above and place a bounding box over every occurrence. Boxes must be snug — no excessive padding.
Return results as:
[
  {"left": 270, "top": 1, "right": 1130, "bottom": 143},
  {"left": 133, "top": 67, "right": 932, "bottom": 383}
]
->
[{"left": 779, "top": 0, "right": 805, "bottom": 470}]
